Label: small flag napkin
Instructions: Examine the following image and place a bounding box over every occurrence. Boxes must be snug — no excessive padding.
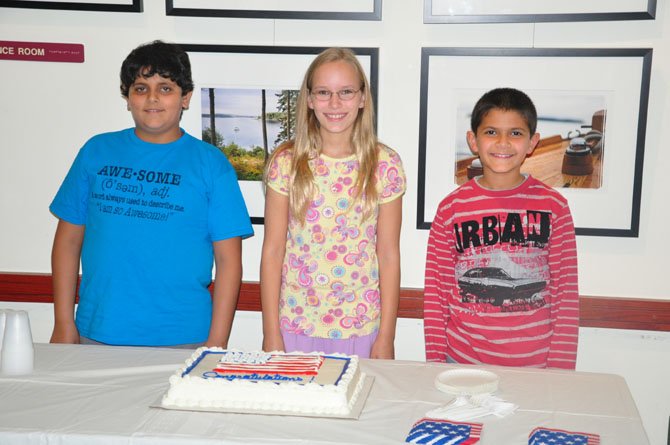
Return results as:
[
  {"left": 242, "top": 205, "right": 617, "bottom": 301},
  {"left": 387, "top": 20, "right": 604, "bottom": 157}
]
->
[
  {"left": 405, "top": 417, "right": 482, "bottom": 444},
  {"left": 529, "top": 427, "right": 600, "bottom": 445}
]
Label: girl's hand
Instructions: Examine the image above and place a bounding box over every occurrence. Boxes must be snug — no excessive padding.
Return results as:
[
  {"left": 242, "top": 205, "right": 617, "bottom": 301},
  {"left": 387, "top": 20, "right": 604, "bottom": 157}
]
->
[
  {"left": 262, "top": 334, "right": 285, "bottom": 353},
  {"left": 370, "top": 336, "right": 395, "bottom": 359}
]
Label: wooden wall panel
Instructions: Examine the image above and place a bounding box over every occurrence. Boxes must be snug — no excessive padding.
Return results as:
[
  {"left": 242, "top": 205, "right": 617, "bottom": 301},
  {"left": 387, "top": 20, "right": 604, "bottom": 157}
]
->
[{"left": 1, "top": 273, "right": 668, "bottom": 331}]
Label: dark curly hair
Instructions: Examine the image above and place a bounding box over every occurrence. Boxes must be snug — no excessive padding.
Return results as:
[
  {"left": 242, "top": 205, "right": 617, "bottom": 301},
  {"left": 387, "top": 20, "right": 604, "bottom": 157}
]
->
[
  {"left": 120, "top": 40, "right": 193, "bottom": 98},
  {"left": 470, "top": 88, "right": 537, "bottom": 135}
]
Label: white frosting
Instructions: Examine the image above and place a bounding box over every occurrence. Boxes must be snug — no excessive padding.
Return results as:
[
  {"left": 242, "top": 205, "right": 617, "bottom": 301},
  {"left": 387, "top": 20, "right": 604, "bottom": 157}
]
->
[
  {"left": 162, "top": 347, "right": 366, "bottom": 416},
  {"left": 216, "top": 350, "right": 271, "bottom": 364}
]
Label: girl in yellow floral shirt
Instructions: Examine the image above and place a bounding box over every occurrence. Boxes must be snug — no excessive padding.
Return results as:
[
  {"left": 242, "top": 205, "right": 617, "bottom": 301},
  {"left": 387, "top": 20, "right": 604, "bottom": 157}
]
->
[{"left": 261, "top": 48, "right": 406, "bottom": 359}]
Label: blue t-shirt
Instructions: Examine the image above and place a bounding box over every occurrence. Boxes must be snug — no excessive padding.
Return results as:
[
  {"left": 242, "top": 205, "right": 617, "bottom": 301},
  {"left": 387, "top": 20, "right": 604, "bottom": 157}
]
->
[{"left": 50, "top": 128, "right": 254, "bottom": 346}]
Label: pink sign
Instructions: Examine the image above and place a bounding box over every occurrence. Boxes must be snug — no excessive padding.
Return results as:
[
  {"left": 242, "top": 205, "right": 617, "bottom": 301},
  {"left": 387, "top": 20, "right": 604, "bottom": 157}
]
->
[{"left": 0, "top": 41, "right": 84, "bottom": 63}]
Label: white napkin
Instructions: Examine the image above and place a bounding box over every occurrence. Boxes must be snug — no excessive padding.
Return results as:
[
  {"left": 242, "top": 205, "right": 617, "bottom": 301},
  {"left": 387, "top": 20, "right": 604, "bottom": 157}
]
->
[{"left": 426, "top": 394, "right": 518, "bottom": 421}]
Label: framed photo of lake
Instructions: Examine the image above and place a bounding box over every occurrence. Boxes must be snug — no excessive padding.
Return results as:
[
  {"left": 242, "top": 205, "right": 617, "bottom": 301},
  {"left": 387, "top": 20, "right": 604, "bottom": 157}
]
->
[
  {"left": 0, "top": 0, "right": 142, "bottom": 12},
  {"left": 166, "top": 0, "right": 381, "bottom": 20},
  {"left": 179, "top": 45, "right": 379, "bottom": 225},
  {"left": 417, "top": 47, "right": 652, "bottom": 237},
  {"left": 424, "top": 0, "right": 656, "bottom": 23}
]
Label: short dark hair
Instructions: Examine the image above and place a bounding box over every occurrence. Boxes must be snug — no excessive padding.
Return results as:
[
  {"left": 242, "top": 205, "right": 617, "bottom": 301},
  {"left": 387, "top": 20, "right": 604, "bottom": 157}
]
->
[
  {"left": 470, "top": 88, "right": 537, "bottom": 135},
  {"left": 120, "top": 40, "right": 193, "bottom": 98}
]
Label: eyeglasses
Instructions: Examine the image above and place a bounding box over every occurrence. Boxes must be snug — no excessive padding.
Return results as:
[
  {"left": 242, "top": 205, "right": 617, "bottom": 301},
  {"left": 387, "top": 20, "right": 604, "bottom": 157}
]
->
[{"left": 310, "top": 88, "right": 361, "bottom": 101}]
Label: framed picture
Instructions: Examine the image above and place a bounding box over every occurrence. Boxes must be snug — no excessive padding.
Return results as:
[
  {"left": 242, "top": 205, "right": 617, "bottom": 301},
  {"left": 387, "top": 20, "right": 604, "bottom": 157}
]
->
[
  {"left": 417, "top": 47, "right": 652, "bottom": 237},
  {"left": 424, "top": 0, "right": 656, "bottom": 23},
  {"left": 179, "top": 44, "right": 379, "bottom": 225},
  {"left": 166, "top": 0, "right": 381, "bottom": 21},
  {"left": 0, "top": 0, "right": 142, "bottom": 12}
]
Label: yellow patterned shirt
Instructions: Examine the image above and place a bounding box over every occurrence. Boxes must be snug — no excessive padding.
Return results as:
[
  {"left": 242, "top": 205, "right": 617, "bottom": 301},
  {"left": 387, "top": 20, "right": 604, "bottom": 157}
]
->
[{"left": 266, "top": 146, "right": 406, "bottom": 339}]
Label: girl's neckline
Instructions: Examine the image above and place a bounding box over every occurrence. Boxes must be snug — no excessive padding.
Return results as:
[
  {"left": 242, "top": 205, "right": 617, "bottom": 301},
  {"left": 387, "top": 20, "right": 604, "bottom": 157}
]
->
[{"left": 319, "top": 152, "right": 356, "bottom": 161}]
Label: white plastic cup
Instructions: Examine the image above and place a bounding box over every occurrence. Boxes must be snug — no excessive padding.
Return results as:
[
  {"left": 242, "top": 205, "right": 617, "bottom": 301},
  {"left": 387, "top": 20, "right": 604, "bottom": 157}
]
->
[{"left": 1, "top": 309, "right": 34, "bottom": 375}]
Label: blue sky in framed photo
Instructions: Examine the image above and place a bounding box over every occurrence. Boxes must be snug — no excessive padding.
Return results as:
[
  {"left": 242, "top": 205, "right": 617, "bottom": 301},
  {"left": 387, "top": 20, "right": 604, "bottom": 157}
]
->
[
  {"left": 454, "top": 89, "right": 608, "bottom": 159},
  {"left": 202, "top": 87, "right": 281, "bottom": 116},
  {"left": 201, "top": 87, "right": 284, "bottom": 151}
]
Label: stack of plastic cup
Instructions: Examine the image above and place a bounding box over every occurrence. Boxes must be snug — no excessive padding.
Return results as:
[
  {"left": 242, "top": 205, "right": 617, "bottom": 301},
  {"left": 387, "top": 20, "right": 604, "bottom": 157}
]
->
[{"left": 0, "top": 309, "right": 34, "bottom": 375}]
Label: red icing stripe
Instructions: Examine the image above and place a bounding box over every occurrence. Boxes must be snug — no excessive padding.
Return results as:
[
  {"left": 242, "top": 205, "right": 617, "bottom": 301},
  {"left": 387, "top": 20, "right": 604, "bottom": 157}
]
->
[{"left": 214, "top": 354, "right": 324, "bottom": 376}]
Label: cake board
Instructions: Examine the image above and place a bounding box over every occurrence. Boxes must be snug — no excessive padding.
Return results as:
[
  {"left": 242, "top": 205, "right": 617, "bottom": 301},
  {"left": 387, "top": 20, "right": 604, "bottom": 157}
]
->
[{"left": 152, "top": 375, "right": 374, "bottom": 420}]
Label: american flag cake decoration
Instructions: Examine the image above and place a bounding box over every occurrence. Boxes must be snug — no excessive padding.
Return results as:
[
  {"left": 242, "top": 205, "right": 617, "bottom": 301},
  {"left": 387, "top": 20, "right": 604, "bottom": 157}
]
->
[{"left": 215, "top": 352, "right": 325, "bottom": 376}]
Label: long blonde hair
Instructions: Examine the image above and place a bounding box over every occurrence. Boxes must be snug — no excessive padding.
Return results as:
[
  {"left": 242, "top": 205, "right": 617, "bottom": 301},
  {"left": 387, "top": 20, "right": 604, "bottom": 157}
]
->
[{"left": 264, "top": 47, "right": 379, "bottom": 224}]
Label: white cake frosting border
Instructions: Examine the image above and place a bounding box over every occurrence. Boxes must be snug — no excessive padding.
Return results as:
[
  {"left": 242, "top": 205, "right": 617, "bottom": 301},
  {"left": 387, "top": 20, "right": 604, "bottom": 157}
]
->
[{"left": 161, "top": 347, "right": 367, "bottom": 416}]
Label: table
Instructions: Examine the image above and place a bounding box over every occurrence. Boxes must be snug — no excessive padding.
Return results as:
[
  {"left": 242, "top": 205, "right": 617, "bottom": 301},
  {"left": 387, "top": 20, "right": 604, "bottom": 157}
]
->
[{"left": 0, "top": 343, "right": 649, "bottom": 444}]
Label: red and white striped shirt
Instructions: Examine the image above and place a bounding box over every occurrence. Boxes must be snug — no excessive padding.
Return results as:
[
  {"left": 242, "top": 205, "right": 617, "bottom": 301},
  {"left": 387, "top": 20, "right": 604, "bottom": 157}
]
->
[{"left": 424, "top": 176, "right": 579, "bottom": 369}]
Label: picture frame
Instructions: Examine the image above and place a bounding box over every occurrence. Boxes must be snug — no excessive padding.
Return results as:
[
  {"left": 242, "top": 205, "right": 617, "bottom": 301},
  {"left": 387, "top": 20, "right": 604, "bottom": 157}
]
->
[
  {"left": 423, "top": 0, "right": 656, "bottom": 23},
  {"left": 179, "top": 44, "right": 379, "bottom": 225},
  {"left": 0, "top": 0, "right": 142, "bottom": 12},
  {"left": 417, "top": 47, "right": 652, "bottom": 237},
  {"left": 166, "top": 0, "right": 381, "bottom": 21}
]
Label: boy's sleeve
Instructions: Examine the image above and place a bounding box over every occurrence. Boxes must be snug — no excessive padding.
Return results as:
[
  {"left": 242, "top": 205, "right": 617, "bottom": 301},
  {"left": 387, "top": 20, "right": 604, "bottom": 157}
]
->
[
  {"left": 50, "top": 147, "right": 90, "bottom": 225},
  {"left": 423, "top": 206, "right": 452, "bottom": 363},
  {"left": 546, "top": 202, "right": 579, "bottom": 369}
]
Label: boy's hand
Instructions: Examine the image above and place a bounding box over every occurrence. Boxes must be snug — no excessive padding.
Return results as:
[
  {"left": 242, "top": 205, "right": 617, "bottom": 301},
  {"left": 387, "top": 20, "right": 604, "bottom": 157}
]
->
[
  {"left": 204, "top": 337, "right": 227, "bottom": 348},
  {"left": 50, "top": 321, "right": 80, "bottom": 344}
]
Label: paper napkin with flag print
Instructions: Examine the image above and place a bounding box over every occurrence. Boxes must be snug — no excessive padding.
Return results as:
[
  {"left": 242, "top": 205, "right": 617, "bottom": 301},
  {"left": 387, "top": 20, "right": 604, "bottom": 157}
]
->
[
  {"left": 529, "top": 427, "right": 600, "bottom": 445},
  {"left": 405, "top": 417, "right": 482, "bottom": 444}
]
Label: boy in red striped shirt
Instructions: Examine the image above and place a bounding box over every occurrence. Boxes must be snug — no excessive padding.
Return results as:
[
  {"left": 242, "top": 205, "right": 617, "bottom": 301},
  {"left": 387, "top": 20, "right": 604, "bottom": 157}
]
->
[{"left": 423, "top": 88, "right": 579, "bottom": 369}]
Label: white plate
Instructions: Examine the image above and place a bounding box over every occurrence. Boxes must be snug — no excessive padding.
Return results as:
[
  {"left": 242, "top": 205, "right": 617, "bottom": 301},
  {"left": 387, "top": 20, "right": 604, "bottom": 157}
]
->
[{"left": 434, "top": 369, "right": 499, "bottom": 395}]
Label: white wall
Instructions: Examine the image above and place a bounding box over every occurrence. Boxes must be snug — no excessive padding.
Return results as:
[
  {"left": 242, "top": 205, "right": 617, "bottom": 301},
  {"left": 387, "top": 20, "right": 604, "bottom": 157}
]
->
[{"left": 1, "top": 2, "right": 669, "bottom": 444}]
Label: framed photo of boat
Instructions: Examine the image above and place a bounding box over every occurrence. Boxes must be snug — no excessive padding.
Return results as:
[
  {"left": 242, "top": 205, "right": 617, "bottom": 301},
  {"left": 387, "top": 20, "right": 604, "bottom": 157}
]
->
[
  {"left": 424, "top": 0, "right": 656, "bottom": 23},
  {"left": 178, "top": 44, "right": 379, "bottom": 225},
  {"left": 0, "top": 0, "right": 142, "bottom": 12},
  {"left": 417, "top": 47, "right": 652, "bottom": 237},
  {"left": 166, "top": 0, "right": 381, "bottom": 21}
]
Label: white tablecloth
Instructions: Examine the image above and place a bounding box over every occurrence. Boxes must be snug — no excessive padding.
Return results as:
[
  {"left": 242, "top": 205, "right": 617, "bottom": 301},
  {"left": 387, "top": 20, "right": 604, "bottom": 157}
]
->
[{"left": 0, "top": 343, "right": 649, "bottom": 444}]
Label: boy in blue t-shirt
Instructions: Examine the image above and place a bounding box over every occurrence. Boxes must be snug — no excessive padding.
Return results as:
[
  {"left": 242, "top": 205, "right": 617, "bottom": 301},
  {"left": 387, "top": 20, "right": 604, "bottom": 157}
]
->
[{"left": 49, "top": 40, "right": 253, "bottom": 347}]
